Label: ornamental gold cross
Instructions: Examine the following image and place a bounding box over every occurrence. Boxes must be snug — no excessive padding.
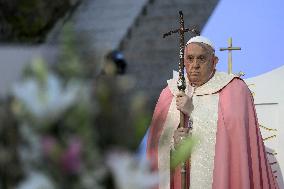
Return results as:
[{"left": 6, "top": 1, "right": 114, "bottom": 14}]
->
[{"left": 220, "top": 37, "right": 241, "bottom": 74}]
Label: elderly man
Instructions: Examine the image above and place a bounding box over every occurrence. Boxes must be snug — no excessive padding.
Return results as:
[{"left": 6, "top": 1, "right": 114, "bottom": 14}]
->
[{"left": 146, "top": 36, "right": 279, "bottom": 189}]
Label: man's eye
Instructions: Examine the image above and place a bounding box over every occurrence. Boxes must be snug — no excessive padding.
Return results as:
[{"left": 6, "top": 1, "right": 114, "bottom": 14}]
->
[
  {"left": 198, "top": 56, "right": 206, "bottom": 62},
  {"left": 187, "top": 57, "right": 193, "bottom": 61}
]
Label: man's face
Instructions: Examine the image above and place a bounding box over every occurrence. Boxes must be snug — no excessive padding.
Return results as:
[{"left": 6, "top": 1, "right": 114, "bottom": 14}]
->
[{"left": 184, "top": 43, "right": 218, "bottom": 87}]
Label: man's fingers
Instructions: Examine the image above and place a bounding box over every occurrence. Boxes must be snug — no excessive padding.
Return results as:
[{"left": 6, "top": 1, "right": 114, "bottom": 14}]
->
[
  {"left": 176, "top": 100, "right": 184, "bottom": 107},
  {"left": 174, "top": 127, "right": 190, "bottom": 146},
  {"left": 176, "top": 91, "right": 185, "bottom": 98},
  {"left": 176, "top": 96, "right": 188, "bottom": 104},
  {"left": 175, "top": 128, "right": 185, "bottom": 135},
  {"left": 176, "top": 98, "right": 186, "bottom": 105},
  {"left": 176, "top": 101, "right": 181, "bottom": 106},
  {"left": 176, "top": 98, "right": 180, "bottom": 103},
  {"left": 177, "top": 127, "right": 189, "bottom": 132},
  {"left": 175, "top": 97, "right": 182, "bottom": 103}
]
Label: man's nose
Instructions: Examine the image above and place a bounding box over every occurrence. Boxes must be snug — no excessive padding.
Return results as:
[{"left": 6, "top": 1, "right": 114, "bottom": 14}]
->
[{"left": 192, "top": 58, "right": 200, "bottom": 68}]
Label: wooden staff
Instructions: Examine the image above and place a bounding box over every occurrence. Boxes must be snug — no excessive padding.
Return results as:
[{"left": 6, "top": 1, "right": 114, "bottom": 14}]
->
[{"left": 163, "top": 10, "right": 200, "bottom": 189}]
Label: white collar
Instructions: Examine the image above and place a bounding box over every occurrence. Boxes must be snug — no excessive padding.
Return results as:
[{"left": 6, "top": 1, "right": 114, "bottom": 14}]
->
[{"left": 167, "top": 71, "right": 237, "bottom": 96}]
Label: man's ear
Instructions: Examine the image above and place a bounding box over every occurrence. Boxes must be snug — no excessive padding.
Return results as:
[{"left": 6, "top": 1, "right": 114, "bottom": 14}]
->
[{"left": 213, "top": 56, "right": 219, "bottom": 66}]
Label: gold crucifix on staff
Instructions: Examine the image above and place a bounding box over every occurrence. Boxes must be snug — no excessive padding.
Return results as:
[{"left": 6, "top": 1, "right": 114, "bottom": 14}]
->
[{"left": 220, "top": 37, "right": 241, "bottom": 74}]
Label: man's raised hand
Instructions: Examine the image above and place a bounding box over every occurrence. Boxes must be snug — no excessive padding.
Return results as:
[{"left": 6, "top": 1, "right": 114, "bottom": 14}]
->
[{"left": 176, "top": 91, "right": 193, "bottom": 116}]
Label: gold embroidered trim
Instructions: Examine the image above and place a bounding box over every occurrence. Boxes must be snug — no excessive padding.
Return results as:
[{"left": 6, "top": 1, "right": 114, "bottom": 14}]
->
[
  {"left": 158, "top": 99, "right": 179, "bottom": 189},
  {"left": 189, "top": 93, "right": 219, "bottom": 189}
]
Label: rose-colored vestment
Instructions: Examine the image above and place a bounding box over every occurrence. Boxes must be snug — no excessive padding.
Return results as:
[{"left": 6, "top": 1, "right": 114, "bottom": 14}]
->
[{"left": 147, "top": 73, "right": 279, "bottom": 189}]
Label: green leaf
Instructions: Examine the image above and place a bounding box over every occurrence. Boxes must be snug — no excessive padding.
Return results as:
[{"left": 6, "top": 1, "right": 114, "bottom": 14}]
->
[{"left": 170, "top": 136, "right": 197, "bottom": 169}]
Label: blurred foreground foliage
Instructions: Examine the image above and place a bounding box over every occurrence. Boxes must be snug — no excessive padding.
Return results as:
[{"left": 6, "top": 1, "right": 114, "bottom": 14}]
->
[{"left": 0, "top": 24, "right": 151, "bottom": 189}]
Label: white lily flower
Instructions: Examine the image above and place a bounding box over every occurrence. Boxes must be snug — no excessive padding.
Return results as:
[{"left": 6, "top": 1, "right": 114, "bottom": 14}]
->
[
  {"left": 107, "top": 152, "right": 158, "bottom": 189},
  {"left": 16, "top": 171, "right": 55, "bottom": 189},
  {"left": 12, "top": 73, "right": 82, "bottom": 122}
]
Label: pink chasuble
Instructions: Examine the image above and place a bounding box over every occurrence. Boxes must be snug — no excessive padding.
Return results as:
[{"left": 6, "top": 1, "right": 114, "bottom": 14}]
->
[{"left": 147, "top": 77, "right": 279, "bottom": 189}]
